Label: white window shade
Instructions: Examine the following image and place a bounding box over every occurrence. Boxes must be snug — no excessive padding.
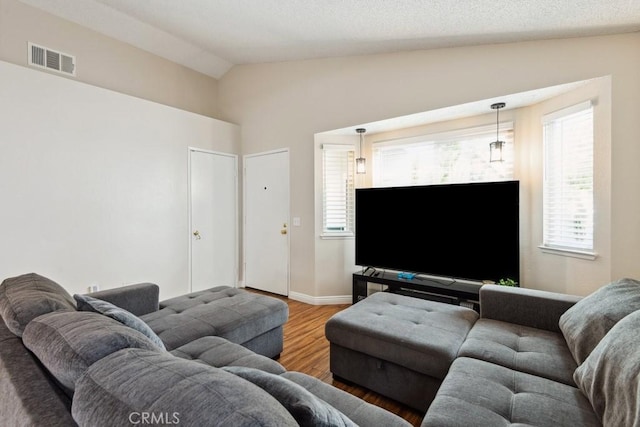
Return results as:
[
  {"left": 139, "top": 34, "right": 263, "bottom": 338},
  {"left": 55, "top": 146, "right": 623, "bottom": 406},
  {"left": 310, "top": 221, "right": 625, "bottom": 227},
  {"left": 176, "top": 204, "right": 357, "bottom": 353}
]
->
[
  {"left": 322, "top": 144, "right": 355, "bottom": 236},
  {"left": 542, "top": 101, "right": 594, "bottom": 253}
]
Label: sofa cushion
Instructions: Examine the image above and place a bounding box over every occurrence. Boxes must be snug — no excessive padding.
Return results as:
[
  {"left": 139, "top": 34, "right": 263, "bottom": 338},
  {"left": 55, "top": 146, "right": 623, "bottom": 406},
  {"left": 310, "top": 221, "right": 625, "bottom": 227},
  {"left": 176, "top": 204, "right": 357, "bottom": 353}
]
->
[
  {"left": 0, "top": 318, "right": 76, "bottom": 427},
  {"left": 224, "top": 366, "right": 356, "bottom": 427},
  {"left": 74, "top": 294, "right": 165, "bottom": 350},
  {"left": 559, "top": 277, "right": 640, "bottom": 364},
  {"left": 72, "top": 348, "right": 298, "bottom": 427},
  {"left": 458, "top": 318, "right": 577, "bottom": 385},
  {"left": 171, "top": 336, "right": 285, "bottom": 374},
  {"left": 422, "top": 357, "right": 601, "bottom": 427},
  {"left": 573, "top": 310, "right": 640, "bottom": 427},
  {"left": 22, "top": 311, "right": 161, "bottom": 394},
  {"left": 0, "top": 273, "right": 75, "bottom": 337},
  {"left": 140, "top": 286, "right": 288, "bottom": 351}
]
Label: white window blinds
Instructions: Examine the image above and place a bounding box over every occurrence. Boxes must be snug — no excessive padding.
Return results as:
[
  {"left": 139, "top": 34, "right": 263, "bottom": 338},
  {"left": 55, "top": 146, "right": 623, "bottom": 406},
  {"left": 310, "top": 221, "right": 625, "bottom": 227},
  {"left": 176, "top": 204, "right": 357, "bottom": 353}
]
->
[
  {"left": 542, "top": 101, "right": 594, "bottom": 252},
  {"left": 373, "top": 124, "right": 514, "bottom": 187},
  {"left": 322, "top": 144, "right": 355, "bottom": 235}
]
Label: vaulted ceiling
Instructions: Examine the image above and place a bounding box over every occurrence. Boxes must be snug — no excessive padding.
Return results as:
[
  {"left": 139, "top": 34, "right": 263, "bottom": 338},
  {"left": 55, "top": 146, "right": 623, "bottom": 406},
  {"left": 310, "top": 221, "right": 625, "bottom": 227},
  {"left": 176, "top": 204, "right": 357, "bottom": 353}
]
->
[{"left": 19, "top": 0, "right": 640, "bottom": 79}]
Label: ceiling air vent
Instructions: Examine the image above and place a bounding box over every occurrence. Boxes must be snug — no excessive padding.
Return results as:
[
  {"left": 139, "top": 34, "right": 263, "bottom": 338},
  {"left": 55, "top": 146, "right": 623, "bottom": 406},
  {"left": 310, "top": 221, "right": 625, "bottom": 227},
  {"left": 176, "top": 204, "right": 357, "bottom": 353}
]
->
[{"left": 28, "top": 42, "right": 76, "bottom": 77}]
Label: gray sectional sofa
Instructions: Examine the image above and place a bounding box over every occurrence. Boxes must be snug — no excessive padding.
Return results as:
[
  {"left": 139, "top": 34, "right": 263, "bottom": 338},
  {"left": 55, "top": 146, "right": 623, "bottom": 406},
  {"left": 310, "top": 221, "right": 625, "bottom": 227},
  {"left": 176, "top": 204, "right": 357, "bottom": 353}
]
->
[
  {"left": 328, "top": 278, "right": 640, "bottom": 427},
  {"left": 423, "top": 279, "right": 640, "bottom": 427},
  {"left": 0, "top": 273, "right": 411, "bottom": 427}
]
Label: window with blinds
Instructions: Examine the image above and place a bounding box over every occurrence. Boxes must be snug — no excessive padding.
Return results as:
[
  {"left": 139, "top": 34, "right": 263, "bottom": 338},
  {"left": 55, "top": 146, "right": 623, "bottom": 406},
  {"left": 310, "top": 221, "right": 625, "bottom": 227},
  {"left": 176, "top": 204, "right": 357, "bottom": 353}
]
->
[
  {"left": 322, "top": 144, "right": 355, "bottom": 236},
  {"left": 542, "top": 101, "right": 594, "bottom": 253},
  {"left": 372, "top": 124, "right": 514, "bottom": 187}
]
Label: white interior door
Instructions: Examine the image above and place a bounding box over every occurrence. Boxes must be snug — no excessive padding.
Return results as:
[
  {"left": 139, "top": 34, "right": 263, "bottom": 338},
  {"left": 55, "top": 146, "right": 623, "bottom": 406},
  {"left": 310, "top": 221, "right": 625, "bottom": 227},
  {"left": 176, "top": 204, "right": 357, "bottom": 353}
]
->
[
  {"left": 190, "top": 149, "right": 237, "bottom": 292},
  {"left": 244, "top": 149, "right": 289, "bottom": 296}
]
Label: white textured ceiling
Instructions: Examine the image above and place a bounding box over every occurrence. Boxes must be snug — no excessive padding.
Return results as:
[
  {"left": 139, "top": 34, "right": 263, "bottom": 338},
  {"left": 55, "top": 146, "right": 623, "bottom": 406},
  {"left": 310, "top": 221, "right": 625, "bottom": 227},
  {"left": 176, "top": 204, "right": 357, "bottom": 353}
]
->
[{"left": 19, "top": 0, "right": 640, "bottom": 79}]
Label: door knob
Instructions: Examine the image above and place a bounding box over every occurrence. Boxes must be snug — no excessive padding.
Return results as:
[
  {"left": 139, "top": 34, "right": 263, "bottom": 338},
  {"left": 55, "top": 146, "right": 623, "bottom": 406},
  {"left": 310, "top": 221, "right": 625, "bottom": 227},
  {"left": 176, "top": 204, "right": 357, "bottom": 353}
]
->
[{"left": 193, "top": 230, "right": 201, "bottom": 240}]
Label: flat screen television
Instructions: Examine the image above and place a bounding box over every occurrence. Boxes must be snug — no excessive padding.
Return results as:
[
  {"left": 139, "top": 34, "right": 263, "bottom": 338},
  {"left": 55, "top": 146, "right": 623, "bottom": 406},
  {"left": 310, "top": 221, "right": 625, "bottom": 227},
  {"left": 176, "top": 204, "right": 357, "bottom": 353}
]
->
[{"left": 355, "top": 180, "right": 519, "bottom": 283}]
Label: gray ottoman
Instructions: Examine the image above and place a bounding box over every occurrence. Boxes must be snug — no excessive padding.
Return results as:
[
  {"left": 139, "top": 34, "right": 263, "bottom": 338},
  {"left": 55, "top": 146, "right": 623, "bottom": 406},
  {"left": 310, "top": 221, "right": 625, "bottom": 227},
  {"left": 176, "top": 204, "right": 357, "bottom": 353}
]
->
[
  {"left": 325, "top": 292, "right": 478, "bottom": 411},
  {"left": 141, "top": 286, "right": 288, "bottom": 357}
]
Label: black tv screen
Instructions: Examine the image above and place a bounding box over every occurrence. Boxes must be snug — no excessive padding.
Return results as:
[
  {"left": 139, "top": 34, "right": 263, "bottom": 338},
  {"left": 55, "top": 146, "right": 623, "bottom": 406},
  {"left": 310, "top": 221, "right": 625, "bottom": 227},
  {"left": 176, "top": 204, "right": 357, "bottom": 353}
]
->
[{"left": 355, "top": 180, "right": 519, "bottom": 283}]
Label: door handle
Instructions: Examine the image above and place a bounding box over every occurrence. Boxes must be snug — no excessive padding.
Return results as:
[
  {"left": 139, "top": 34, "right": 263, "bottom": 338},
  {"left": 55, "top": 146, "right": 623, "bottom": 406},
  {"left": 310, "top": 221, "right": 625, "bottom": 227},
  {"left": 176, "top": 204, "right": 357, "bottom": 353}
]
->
[
  {"left": 280, "top": 229, "right": 287, "bottom": 235},
  {"left": 193, "top": 230, "right": 201, "bottom": 240}
]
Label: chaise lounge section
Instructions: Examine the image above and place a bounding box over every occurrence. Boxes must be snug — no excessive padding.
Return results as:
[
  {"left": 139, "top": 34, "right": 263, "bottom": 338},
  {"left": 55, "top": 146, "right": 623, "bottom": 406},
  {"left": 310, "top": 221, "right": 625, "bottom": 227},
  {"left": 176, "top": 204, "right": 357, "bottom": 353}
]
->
[{"left": 139, "top": 286, "right": 288, "bottom": 357}]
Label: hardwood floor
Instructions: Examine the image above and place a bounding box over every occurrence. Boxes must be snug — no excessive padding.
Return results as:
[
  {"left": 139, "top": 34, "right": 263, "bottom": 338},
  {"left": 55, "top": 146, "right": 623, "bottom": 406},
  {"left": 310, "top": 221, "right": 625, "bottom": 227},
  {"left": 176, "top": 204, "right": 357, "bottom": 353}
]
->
[{"left": 247, "top": 288, "right": 424, "bottom": 427}]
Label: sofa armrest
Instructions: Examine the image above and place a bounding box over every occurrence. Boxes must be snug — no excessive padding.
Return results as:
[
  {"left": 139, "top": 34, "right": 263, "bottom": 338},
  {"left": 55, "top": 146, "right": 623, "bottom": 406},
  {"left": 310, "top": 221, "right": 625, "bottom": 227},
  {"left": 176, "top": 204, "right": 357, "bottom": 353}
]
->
[
  {"left": 480, "top": 284, "right": 582, "bottom": 332},
  {"left": 87, "top": 283, "right": 159, "bottom": 316}
]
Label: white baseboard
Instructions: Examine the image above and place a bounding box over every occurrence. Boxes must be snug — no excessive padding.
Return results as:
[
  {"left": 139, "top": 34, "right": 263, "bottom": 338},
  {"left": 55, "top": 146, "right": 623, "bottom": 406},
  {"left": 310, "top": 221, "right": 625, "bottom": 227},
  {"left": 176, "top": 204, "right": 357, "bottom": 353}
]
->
[
  {"left": 239, "top": 282, "right": 351, "bottom": 305},
  {"left": 288, "top": 291, "right": 351, "bottom": 305}
]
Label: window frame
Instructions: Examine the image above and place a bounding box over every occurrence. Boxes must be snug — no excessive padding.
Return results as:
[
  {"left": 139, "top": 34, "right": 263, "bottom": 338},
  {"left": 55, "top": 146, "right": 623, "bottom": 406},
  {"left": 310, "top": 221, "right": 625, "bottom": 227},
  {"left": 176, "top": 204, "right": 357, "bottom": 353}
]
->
[
  {"left": 540, "top": 100, "right": 596, "bottom": 259},
  {"left": 321, "top": 144, "right": 355, "bottom": 238}
]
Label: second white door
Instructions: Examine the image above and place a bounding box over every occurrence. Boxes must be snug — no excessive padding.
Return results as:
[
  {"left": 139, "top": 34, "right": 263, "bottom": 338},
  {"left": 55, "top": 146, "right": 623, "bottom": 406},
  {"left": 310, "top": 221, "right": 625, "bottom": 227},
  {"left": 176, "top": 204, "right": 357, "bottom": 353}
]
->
[{"left": 244, "top": 149, "right": 289, "bottom": 296}]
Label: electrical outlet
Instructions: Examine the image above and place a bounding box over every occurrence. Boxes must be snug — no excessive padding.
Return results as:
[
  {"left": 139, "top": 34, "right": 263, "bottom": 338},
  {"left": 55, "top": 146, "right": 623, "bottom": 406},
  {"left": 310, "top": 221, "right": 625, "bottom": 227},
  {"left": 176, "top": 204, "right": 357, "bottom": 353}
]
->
[{"left": 88, "top": 284, "right": 100, "bottom": 293}]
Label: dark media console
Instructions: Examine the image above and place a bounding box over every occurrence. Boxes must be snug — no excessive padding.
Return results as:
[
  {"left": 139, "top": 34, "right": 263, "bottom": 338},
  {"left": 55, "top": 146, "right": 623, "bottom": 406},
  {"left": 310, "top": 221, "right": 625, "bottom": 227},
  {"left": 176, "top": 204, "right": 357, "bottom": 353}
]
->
[{"left": 352, "top": 271, "right": 481, "bottom": 312}]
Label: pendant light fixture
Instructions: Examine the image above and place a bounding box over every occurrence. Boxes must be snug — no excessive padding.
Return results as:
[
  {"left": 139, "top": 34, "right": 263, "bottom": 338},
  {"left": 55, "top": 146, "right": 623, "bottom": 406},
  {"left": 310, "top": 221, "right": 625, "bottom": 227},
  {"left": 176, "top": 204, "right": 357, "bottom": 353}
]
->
[
  {"left": 356, "top": 128, "right": 366, "bottom": 174},
  {"left": 490, "top": 102, "right": 506, "bottom": 162}
]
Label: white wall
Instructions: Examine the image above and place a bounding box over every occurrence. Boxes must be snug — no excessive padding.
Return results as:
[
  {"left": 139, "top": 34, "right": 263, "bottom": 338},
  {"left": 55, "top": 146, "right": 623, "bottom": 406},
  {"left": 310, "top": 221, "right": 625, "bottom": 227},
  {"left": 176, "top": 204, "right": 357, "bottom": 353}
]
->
[
  {"left": 0, "top": 60, "right": 239, "bottom": 299},
  {"left": 219, "top": 33, "right": 640, "bottom": 299}
]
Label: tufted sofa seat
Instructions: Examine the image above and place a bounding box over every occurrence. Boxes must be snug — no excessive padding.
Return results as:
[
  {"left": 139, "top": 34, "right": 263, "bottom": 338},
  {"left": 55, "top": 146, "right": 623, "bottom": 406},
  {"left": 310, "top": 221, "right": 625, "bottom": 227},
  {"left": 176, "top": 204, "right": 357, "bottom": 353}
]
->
[
  {"left": 457, "top": 318, "right": 578, "bottom": 385},
  {"left": 140, "top": 286, "right": 288, "bottom": 356},
  {"left": 424, "top": 356, "right": 601, "bottom": 426}
]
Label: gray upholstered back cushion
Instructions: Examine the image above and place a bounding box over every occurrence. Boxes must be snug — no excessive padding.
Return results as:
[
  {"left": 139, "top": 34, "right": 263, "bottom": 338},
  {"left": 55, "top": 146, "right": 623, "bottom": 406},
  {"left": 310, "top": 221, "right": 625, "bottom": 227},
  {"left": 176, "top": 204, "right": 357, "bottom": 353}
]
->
[
  {"left": 559, "top": 277, "right": 640, "bottom": 364},
  {"left": 224, "top": 366, "right": 357, "bottom": 427},
  {"left": 0, "top": 273, "right": 76, "bottom": 337},
  {"left": 573, "top": 310, "right": 640, "bottom": 427},
  {"left": 0, "top": 318, "right": 76, "bottom": 427},
  {"left": 72, "top": 348, "right": 299, "bottom": 427},
  {"left": 22, "top": 311, "right": 161, "bottom": 394},
  {"left": 74, "top": 294, "right": 165, "bottom": 350}
]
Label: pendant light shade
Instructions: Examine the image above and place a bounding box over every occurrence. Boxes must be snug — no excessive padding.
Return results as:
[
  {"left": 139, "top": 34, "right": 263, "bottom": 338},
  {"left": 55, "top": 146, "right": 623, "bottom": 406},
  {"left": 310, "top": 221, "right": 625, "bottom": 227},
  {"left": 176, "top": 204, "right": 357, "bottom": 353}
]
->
[
  {"left": 490, "top": 102, "right": 506, "bottom": 163},
  {"left": 356, "top": 128, "right": 366, "bottom": 174}
]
